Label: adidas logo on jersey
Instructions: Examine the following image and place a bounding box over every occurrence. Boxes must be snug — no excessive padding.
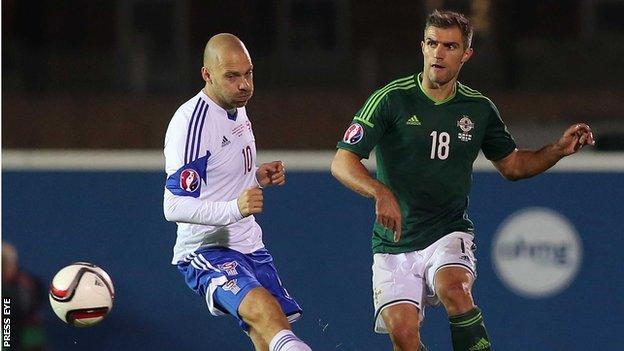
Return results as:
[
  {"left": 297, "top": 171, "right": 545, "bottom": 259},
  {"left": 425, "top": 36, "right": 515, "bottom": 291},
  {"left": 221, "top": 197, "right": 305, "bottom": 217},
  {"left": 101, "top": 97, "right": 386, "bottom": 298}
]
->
[
  {"left": 221, "top": 136, "right": 231, "bottom": 147},
  {"left": 406, "top": 115, "right": 421, "bottom": 125}
]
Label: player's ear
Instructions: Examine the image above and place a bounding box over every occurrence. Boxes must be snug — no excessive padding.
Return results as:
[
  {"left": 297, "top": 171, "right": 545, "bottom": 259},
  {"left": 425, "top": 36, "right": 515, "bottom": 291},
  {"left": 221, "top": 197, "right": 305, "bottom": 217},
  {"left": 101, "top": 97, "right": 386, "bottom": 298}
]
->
[
  {"left": 201, "top": 67, "right": 212, "bottom": 83},
  {"left": 460, "top": 47, "right": 473, "bottom": 64}
]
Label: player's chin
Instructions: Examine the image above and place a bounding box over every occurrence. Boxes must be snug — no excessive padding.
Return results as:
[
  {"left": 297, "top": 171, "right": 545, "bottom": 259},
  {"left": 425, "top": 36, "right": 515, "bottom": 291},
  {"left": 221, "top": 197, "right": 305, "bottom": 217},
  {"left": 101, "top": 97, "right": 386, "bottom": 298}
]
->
[
  {"left": 430, "top": 73, "right": 452, "bottom": 86},
  {"left": 233, "top": 95, "right": 253, "bottom": 107},
  {"left": 428, "top": 69, "right": 454, "bottom": 84},
  {"left": 233, "top": 100, "right": 249, "bottom": 108}
]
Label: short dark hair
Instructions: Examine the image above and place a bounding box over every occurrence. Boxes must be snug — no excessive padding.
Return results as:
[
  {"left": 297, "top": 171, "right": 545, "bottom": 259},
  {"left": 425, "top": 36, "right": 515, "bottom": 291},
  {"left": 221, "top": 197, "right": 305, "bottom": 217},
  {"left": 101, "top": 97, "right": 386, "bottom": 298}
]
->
[{"left": 425, "top": 10, "right": 473, "bottom": 49}]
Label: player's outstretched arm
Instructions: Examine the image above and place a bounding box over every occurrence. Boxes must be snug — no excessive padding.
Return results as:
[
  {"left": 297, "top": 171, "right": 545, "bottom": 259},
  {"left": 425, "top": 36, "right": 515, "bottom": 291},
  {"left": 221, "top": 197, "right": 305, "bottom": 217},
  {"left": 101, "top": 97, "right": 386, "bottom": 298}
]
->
[
  {"left": 492, "top": 123, "right": 595, "bottom": 181},
  {"left": 256, "top": 161, "right": 286, "bottom": 188},
  {"left": 331, "top": 149, "right": 402, "bottom": 242}
]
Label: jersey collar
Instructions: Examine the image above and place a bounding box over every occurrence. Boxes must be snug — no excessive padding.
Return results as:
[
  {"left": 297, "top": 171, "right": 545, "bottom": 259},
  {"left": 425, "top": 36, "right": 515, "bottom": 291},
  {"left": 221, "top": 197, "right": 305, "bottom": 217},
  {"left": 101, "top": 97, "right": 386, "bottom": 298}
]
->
[
  {"left": 417, "top": 72, "right": 457, "bottom": 105},
  {"left": 200, "top": 90, "right": 239, "bottom": 121}
]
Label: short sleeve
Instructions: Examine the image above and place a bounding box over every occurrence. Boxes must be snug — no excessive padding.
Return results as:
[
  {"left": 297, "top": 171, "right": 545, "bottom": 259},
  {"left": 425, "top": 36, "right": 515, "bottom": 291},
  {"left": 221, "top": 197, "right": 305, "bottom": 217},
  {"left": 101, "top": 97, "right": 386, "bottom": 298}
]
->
[
  {"left": 481, "top": 102, "right": 517, "bottom": 161},
  {"left": 336, "top": 92, "right": 390, "bottom": 159}
]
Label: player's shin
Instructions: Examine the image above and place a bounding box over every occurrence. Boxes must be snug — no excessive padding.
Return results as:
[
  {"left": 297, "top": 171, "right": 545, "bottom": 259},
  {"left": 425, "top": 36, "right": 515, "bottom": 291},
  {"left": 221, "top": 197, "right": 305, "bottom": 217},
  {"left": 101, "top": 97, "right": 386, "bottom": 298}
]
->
[{"left": 448, "top": 306, "right": 492, "bottom": 351}]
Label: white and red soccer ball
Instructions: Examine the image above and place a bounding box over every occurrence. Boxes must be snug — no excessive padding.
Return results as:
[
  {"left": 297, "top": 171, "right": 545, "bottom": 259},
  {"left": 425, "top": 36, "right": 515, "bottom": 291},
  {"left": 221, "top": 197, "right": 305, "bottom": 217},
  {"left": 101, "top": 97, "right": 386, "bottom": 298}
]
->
[{"left": 49, "top": 262, "right": 115, "bottom": 327}]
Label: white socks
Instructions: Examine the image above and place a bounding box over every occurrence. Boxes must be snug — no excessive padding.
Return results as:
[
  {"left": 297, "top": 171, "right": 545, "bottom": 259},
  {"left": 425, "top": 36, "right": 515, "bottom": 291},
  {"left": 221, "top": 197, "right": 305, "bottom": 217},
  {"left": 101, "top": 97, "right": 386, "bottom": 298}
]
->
[{"left": 268, "top": 329, "right": 311, "bottom": 351}]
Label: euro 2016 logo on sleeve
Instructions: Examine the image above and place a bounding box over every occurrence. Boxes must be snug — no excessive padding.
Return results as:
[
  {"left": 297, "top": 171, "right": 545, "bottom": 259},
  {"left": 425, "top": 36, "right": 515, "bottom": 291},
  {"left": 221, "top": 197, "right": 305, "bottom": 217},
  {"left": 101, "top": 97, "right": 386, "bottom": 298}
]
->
[
  {"left": 343, "top": 123, "right": 364, "bottom": 144},
  {"left": 180, "top": 169, "right": 200, "bottom": 192},
  {"left": 492, "top": 208, "right": 582, "bottom": 298}
]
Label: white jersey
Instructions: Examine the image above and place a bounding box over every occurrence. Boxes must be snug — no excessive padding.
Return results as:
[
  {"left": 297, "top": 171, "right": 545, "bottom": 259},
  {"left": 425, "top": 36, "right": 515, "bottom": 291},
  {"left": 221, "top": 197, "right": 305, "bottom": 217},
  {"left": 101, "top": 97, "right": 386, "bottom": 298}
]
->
[{"left": 164, "top": 90, "right": 264, "bottom": 264}]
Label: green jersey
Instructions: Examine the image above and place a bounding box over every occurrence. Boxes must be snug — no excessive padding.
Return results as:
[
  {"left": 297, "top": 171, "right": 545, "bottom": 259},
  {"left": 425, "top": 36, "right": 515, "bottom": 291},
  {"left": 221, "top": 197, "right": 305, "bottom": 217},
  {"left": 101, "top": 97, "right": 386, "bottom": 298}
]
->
[{"left": 337, "top": 73, "right": 516, "bottom": 254}]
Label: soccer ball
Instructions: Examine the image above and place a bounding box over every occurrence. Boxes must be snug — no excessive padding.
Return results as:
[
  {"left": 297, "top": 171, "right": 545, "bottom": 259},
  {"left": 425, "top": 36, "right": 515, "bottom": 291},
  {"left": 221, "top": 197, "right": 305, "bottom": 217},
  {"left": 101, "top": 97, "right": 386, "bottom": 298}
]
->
[{"left": 49, "top": 262, "right": 115, "bottom": 327}]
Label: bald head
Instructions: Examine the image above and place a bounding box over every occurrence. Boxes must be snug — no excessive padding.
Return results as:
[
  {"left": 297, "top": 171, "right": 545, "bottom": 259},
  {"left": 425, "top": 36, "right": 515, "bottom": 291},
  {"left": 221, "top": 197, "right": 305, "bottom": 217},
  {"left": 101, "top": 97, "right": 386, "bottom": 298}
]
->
[
  {"left": 201, "top": 33, "right": 254, "bottom": 110},
  {"left": 203, "top": 33, "right": 251, "bottom": 69}
]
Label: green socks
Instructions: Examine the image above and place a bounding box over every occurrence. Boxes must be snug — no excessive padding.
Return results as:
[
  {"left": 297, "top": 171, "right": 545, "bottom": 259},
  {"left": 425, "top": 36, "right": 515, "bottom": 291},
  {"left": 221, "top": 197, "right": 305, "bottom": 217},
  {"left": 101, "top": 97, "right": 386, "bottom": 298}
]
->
[{"left": 449, "top": 306, "right": 492, "bottom": 351}]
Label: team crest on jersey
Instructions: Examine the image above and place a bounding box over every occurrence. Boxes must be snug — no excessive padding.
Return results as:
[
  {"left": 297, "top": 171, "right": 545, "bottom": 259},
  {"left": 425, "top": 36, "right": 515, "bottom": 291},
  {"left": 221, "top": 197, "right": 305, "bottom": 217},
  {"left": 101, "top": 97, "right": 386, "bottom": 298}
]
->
[
  {"left": 457, "top": 115, "right": 474, "bottom": 142},
  {"left": 222, "top": 279, "right": 241, "bottom": 294},
  {"left": 218, "top": 261, "right": 239, "bottom": 276},
  {"left": 343, "top": 123, "right": 364, "bottom": 144},
  {"left": 180, "top": 169, "right": 200, "bottom": 192}
]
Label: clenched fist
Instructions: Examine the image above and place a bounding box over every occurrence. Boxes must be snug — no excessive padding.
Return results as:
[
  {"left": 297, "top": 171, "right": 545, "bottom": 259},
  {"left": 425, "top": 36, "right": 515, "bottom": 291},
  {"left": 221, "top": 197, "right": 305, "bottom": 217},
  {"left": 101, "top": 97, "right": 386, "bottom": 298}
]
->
[
  {"left": 256, "top": 161, "right": 286, "bottom": 188},
  {"left": 237, "top": 187, "right": 263, "bottom": 217}
]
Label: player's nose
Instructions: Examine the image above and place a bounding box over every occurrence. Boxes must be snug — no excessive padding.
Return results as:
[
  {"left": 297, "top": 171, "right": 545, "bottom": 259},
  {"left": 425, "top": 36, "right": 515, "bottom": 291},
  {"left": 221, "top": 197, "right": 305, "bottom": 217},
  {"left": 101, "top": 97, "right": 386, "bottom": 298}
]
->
[
  {"left": 433, "top": 46, "right": 444, "bottom": 58},
  {"left": 239, "top": 78, "right": 252, "bottom": 90}
]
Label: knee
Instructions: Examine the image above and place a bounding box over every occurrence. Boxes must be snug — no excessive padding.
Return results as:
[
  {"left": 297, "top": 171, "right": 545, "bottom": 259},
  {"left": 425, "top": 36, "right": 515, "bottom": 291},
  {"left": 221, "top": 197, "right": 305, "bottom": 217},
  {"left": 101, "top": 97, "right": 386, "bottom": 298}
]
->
[
  {"left": 388, "top": 321, "right": 420, "bottom": 349},
  {"left": 437, "top": 282, "right": 474, "bottom": 315},
  {"left": 239, "top": 287, "right": 286, "bottom": 327}
]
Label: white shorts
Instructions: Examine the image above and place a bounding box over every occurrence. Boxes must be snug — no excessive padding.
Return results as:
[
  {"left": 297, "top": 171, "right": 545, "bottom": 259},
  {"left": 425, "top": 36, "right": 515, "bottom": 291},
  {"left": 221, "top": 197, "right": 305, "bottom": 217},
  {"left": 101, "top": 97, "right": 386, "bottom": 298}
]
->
[{"left": 372, "top": 231, "right": 477, "bottom": 333}]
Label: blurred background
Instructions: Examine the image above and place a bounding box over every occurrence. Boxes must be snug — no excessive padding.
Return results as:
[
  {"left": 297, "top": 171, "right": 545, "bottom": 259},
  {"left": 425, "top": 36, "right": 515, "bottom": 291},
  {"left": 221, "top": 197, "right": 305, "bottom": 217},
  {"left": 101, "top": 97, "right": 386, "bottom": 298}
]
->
[
  {"left": 3, "top": 0, "right": 624, "bottom": 150},
  {"left": 3, "top": 1, "right": 624, "bottom": 350}
]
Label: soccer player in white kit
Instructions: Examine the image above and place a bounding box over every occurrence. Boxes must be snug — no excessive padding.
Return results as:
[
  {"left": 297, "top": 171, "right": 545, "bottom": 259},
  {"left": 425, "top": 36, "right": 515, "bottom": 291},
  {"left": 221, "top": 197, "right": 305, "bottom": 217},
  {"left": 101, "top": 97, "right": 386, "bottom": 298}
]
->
[{"left": 163, "top": 33, "right": 311, "bottom": 351}]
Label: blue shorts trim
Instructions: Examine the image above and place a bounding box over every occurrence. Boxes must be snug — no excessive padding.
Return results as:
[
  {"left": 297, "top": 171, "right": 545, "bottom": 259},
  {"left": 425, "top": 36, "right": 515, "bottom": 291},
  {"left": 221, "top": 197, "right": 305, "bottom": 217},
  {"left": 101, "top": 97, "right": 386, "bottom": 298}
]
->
[{"left": 177, "top": 247, "right": 302, "bottom": 330}]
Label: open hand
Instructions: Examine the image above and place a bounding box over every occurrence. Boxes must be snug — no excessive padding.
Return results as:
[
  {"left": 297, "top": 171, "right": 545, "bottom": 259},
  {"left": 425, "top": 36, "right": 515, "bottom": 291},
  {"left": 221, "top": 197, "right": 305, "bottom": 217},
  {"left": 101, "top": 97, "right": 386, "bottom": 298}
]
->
[{"left": 555, "top": 123, "right": 595, "bottom": 156}]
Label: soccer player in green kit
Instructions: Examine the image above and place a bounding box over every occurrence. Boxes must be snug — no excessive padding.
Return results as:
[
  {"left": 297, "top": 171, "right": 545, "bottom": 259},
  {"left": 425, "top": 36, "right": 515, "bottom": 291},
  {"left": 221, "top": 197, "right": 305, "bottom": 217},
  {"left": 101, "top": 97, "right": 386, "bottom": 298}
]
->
[{"left": 331, "top": 10, "right": 595, "bottom": 351}]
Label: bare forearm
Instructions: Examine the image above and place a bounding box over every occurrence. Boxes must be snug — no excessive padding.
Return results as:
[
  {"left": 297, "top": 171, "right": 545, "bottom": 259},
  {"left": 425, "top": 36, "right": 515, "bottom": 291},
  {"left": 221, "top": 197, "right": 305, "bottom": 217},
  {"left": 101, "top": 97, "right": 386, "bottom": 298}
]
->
[
  {"left": 500, "top": 145, "right": 565, "bottom": 181},
  {"left": 330, "top": 152, "right": 385, "bottom": 199},
  {"left": 496, "top": 122, "right": 595, "bottom": 181},
  {"left": 331, "top": 149, "right": 403, "bottom": 240},
  {"left": 518, "top": 145, "right": 564, "bottom": 178}
]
